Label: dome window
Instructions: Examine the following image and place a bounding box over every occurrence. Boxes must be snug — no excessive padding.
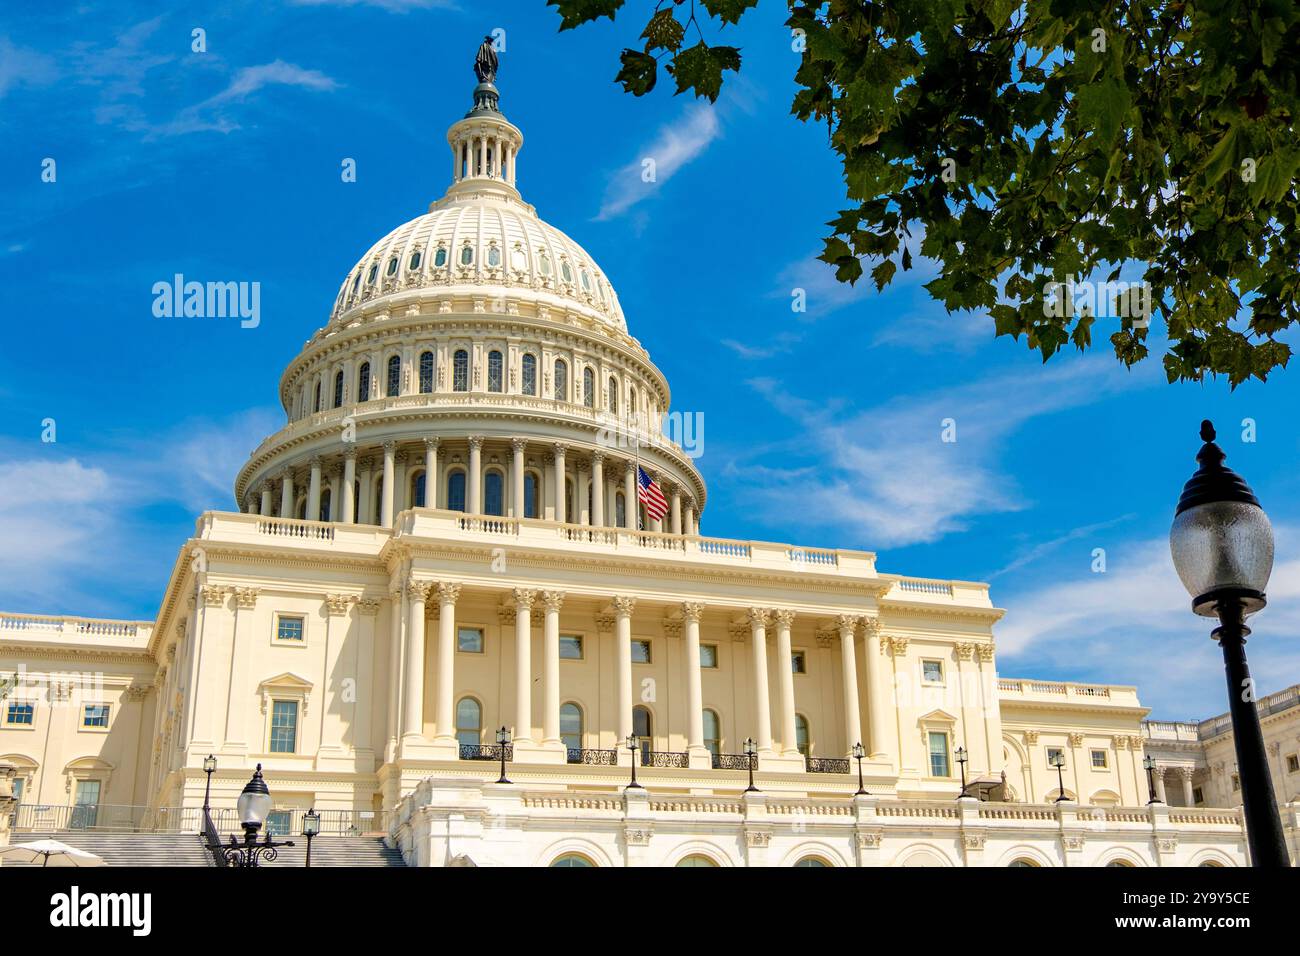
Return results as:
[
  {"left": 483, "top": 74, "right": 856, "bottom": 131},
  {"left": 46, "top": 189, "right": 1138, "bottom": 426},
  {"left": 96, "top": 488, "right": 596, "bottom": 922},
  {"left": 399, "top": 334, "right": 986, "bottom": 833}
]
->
[
  {"left": 554, "top": 359, "right": 568, "bottom": 402},
  {"left": 386, "top": 256, "right": 399, "bottom": 277},
  {"left": 367, "top": 264, "right": 378, "bottom": 284},
  {"left": 510, "top": 247, "right": 527, "bottom": 271},
  {"left": 358, "top": 362, "right": 371, "bottom": 401},
  {"left": 351, "top": 273, "right": 361, "bottom": 294},
  {"left": 539, "top": 253, "right": 552, "bottom": 277},
  {"left": 521, "top": 354, "right": 537, "bottom": 396},
  {"left": 333, "top": 370, "right": 345, "bottom": 408},
  {"left": 487, "top": 350, "right": 504, "bottom": 393},
  {"left": 487, "top": 246, "right": 501, "bottom": 268},
  {"left": 561, "top": 260, "right": 573, "bottom": 283},
  {"left": 460, "top": 245, "right": 474, "bottom": 267},
  {"left": 580, "top": 270, "right": 591, "bottom": 292},
  {"left": 419, "top": 351, "right": 434, "bottom": 394},
  {"left": 386, "top": 355, "right": 401, "bottom": 397},
  {"left": 434, "top": 246, "right": 448, "bottom": 268},
  {"left": 582, "top": 368, "right": 595, "bottom": 408},
  {"left": 409, "top": 250, "right": 422, "bottom": 271},
  {"left": 453, "top": 349, "right": 469, "bottom": 392},
  {"left": 607, "top": 376, "right": 618, "bottom": 414}
]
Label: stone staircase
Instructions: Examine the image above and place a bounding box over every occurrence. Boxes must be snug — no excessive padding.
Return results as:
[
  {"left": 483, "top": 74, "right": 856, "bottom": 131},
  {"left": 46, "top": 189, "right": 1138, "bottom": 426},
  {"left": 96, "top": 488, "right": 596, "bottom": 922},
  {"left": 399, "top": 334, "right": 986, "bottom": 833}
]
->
[{"left": 5, "top": 832, "right": 406, "bottom": 867}]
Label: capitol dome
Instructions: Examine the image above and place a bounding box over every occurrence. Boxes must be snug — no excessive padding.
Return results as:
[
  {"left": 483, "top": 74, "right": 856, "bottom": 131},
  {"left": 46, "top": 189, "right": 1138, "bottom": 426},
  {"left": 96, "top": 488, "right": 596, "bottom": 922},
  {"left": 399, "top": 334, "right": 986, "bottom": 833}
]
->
[{"left": 235, "top": 69, "right": 705, "bottom": 536}]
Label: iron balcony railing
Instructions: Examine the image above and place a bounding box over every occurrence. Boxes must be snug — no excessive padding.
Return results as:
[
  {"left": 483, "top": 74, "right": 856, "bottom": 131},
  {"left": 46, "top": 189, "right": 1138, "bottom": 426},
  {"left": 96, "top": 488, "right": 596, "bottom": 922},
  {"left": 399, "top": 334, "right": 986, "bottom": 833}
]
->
[
  {"left": 806, "top": 757, "right": 851, "bottom": 774},
  {"left": 566, "top": 748, "right": 618, "bottom": 766},
  {"left": 710, "top": 753, "right": 756, "bottom": 772},
  {"left": 459, "top": 743, "right": 513, "bottom": 762},
  {"left": 643, "top": 751, "right": 690, "bottom": 769}
]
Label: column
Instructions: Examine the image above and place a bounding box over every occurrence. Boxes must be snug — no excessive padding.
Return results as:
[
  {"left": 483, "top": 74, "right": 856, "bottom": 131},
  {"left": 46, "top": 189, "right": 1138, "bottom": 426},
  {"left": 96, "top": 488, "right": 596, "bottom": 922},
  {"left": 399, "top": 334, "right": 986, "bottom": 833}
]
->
[
  {"left": 394, "top": 450, "right": 408, "bottom": 515},
  {"left": 623, "top": 463, "right": 636, "bottom": 529},
  {"left": 279, "top": 469, "right": 294, "bottom": 517},
  {"left": 1154, "top": 766, "right": 1168, "bottom": 804},
  {"left": 433, "top": 583, "right": 462, "bottom": 744},
  {"left": 328, "top": 465, "right": 341, "bottom": 521},
  {"left": 749, "top": 608, "right": 773, "bottom": 754},
  {"left": 468, "top": 436, "right": 483, "bottom": 514},
  {"left": 670, "top": 486, "right": 682, "bottom": 535},
  {"left": 401, "top": 581, "right": 430, "bottom": 742},
  {"left": 862, "top": 619, "right": 890, "bottom": 760},
  {"left": 358, "top": 457, "right": 373, "bottom": 525},
  {"left": 837, "top": 615, "right": 863, "bottom": 757},
  {"left": 1179, "top": 766, "right": 1195, "bottom": 806},
  {"left": 385, "top": 586, "right": 404, "bottom": 761},
  {"left": 614, "top": 597, "right": 636, "bottom": 742},
  {"left": 773, "top": 610, "right": 798, "bottom": 757},
  {"left": 685, "top": 499, "right": 696, "bottom": 535},
  {"left": 591, "top": 452, "right": 605, "bottom": 526},
  {"left": 542, "top": 591, "right": 565, "bottom": 748},
  {"left": 576, "top": 459, "right": 589, "bottom": 525},
  {"left": 342, "top": 452, "right": 356, "bottom": 523},
  {"left": 553, "top": 443, "right": 567, "bottom": 523},
  {"left": 258, "top": 482, "right": 272, "bottom": 516},
  {"left": 423, "top": 438, "right": 438, "bottom": 509},
  {"left": 307, "top": 456, "right": 322, "bottom": 521},
  {"left": 513, "top": 589, "right": 535, "bottom": 743},
  {"left": 511, "top": 438, "right": 526, "bottom": 518},
  {"left": 381, "top": 441, "right": 396, "bottom": 527},
  {"left": 683, "top": 603, "right": 706, "bottom": 761}
]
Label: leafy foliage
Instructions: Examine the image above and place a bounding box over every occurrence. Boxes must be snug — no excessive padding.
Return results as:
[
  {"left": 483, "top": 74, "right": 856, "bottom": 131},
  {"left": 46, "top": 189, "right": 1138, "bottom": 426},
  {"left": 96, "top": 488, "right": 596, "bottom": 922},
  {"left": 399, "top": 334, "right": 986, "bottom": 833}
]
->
[{"left": 547, "top": 0, "right": 1300, "bottom": 385}]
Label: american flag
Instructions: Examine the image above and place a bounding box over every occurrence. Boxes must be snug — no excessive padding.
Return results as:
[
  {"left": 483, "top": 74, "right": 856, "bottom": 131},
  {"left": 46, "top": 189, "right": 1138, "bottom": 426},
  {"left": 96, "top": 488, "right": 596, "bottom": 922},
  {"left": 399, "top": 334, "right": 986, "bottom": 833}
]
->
[{"left": 636, "top": 466, "right": 669, "bottom": 522}]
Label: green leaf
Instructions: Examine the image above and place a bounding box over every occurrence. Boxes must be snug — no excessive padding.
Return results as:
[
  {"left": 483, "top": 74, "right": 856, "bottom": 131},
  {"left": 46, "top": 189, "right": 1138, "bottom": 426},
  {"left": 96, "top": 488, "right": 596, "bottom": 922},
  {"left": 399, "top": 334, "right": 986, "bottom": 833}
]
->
[
  {"left": 615, "top": 49, "right": 658, "bottom": 96},
  {"left": 1075, "top": 77, "right": 1131, "bottom": 147},
  {"left": 548, "top": 0, "right": 623, "bottom": 30},
  {"left": 642, "top": 8, "right": 685, "bottom": 52},
  {"left": 870, "top": 259, "right": 897, "bottom": 291},
  {"left": 668, "top": 43, "right": 741, "bottom": 102},
  {"left": 701, "top": 0, "right": 760, "bottom": 25}
]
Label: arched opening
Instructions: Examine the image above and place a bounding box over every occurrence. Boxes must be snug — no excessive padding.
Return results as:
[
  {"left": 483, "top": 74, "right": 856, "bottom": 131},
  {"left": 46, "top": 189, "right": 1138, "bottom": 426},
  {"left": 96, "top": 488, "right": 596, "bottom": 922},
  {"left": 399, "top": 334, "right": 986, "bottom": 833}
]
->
[
  {"left": 455, "top": 698, "right": 481, "bottom": 749},
  {"left": 524, "top": 472, "right": 540, "bottom": 519},
  {"left": 319, "top": 488, "right": 331, "bottom": 523},
  {"left": 702, "top": 709, "right": 721, "bottom": 759},
  {"left": 550, "top": 853, "right": 595, "bottom": 868},
  {"left": 794, "top": 856, "right": 831, "bottom": 868},
  {"left": 607, "top": 376, "right": 618, "bottom": 413},
  {"left": 453, "top": 349, "right": 469, "bottom": 392},
  {"left": 386, "top": 355, "right": 401, "bottom": 397},
  {"left": 582, "top": 367, "right": 594, "bottom": 408},
  {"left": 561, "top": 702, "right": 583, "bottom": 757},
  {"left": 633, "top": 706, "right": 652, "bottom": 763},
  {"left": 411, "top": 471, "right": 426, "bottom": 509},
  {"left": 675, "top": 854, "right": 718, "bottom": 868},
  {"left": 419, "top": 351, "right": 434, "bottom": 393},
  {"left": 554, "top": 359, "right": 568, "bottom": 401},
  {"left": 484, "top": 470, "right": 505, "bottom": 517},
  {"left": 795, "top": 714, "right": 810, "bottom": 757},
  {"left": 521, "top": 353, "right": 537, "bottom": 396},
  {"left": 333, "top": 370, "right": 344, "bottom": 408},
  {"left": 487, "top": 350, "right": 504, "bottom": 393},
  {"left": 357, "top": 362, "right": 371, "bottom": 401},
  {"left": 447, "top": 470, "right": 467, "bottom": 513},
  {"left": 1009, "top": 859, "right": 1040, "bottom": 867},
  {"left": 615, "top": 492, "right": 626, "bottom": 528}
]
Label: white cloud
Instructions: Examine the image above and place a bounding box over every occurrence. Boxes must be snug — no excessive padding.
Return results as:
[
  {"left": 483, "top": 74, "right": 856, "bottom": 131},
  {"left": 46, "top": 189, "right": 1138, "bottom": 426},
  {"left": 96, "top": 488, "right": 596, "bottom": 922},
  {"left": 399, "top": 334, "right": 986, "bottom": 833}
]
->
[
  {"left": 596, "top": 103, "right": 720, "bottom": 220},
  {"left": 735, "top": 356, "right": 1146, "bottom": 547},
  {"left": 0, "top": 37, "right": 57, "bottom": 98},
  {"left": 989, "top": 514, "right": 1137, "bottom": 579},
  {"left": 157, "top": 61, "right": 339, "bottom": 136},
  {"left": 721, "top": 331, "right": 802, "bottom": 360}
]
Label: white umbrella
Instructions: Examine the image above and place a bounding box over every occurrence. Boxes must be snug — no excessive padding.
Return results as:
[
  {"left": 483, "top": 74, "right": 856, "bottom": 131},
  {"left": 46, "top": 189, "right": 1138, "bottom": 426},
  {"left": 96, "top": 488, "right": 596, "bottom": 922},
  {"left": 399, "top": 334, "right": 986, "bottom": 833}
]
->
[{"left": 0, "top": 839, "right": 105, "bottom": 867}]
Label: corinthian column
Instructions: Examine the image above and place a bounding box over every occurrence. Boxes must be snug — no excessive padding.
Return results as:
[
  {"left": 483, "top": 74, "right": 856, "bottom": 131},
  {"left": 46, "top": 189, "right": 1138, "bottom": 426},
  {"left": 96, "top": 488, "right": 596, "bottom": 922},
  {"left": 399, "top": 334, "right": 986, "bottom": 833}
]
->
[
  {"left": 381, "top": 441, "right": 396, "bottom": 527},
  {"left": 749, "top": 608, "right": 773, "bottom": 755},
  {"left": 342, "top": 452, "right": 356, "bottom": 523},
  {"left": 552, "top": 443, "right": 567, "bottom": 523},
  {"left": 683, "top": 602, "right": 707, "bottom": 764},
  {"left": 468, "top": 436, "right": 483, "bottom": 514},
  {"left": 401, "top": 581, "right": 431, "bottom": 743},
  {"left": 279, "top": 469, "right": 294, "bottom": 517},
  {"left": 837, "top": 615, "right": 863, "bottom": 758},
  {"left": 258, "top": 482, "right": 272, "bottom": 516},
  {"left": 541, "top": 590, "right": 565, "bottom": 749},
  {"left": 623, "top": 462, "right": 637, "bottom": 529},
  {"left": 433, "top": 582, "right": 462, "bottom": 746},
  {"left": 862, "top": 617, "right": 889, "bottom": 760},
  {"left": 423, "top": 438, "right": 438, "bottom": 509},
  {"left": 307, "top": 456, "right": 323, "bottom": 521},
  {"left": 614, "top": 596, "right": 636, "bottom": 742},
  {"left": 511, "top": 438, "right": 526, "bottom": 518},
  {"left": 590, "top": 452, "right": 605, "bottom": 527},
  {"left": 513, "top": 589, "right": 535, "bottom": 743},
  {"left": 773, "top": 610, "right": 798, "bottom": 757}
]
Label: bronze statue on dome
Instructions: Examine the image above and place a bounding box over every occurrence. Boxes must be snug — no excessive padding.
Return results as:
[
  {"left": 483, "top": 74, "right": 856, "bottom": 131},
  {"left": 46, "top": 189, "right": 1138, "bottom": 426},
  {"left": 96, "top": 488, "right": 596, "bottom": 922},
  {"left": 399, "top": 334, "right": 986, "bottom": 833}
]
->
[{"left": 474, "top": 36, "right": 498, "bottom": 84}]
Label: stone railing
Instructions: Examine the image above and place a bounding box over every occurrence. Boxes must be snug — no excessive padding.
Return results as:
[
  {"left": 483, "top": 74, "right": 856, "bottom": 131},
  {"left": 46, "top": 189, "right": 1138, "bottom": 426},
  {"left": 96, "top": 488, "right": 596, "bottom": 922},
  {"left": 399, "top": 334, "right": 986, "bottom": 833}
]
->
[
  {"left": 0, "top": 613, "right": 153, "bottom": 643},
  {"left": 998, "top": 678, "right": 1139, "bottom": 707}
]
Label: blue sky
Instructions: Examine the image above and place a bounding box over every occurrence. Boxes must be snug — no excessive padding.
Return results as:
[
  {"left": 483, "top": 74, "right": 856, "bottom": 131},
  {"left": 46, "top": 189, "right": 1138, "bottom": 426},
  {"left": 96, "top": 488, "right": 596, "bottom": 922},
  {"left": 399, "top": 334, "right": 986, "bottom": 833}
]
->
[{"left": 2, "top": 1, "right": 1298, "bottom": 719}]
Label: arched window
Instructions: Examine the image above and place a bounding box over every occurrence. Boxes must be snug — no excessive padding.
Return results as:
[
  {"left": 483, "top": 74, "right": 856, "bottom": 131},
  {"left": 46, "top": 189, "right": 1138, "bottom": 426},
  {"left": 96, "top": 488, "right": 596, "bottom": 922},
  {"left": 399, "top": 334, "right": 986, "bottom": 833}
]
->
[
  {"left": 582, "top": 368, "right": 595, "bottom": 408},
  {"left": 460, "top": 245, "right": 474, "bottom": 267},
  {"left": 351, "top": 273, "right": 361, "bottom": 294},
  {"left": 333, "top": 371, "right": 344, "bottom": 408},
  {"left": 447, "top": 470, "right": 467, "bottom": 512},
  {"left": 412, "top": 472, "right": 426, "bottom": 508},
  {"left": 455, "top": 698, "right": 481, "bottom": 749},
  {"left": 794, "top": 857, "right": 831, "bottom": 868},
  {"left": 795, "top": 714, "right": 810, "bottom": 757},
  {"left": 484, "top": 471, "right": 504, "bottom": 516},
  {"left": 386, "top": 355, "right": 401, "bottom": 397},
  {"left": 554, "top": 359, "right": 568, "bottom": 401},
  {"left": 487, "top": 245, "right": 501, "bottom": 267},
  {"left": 633, "top": 706, "right": 652, "bottom": 763},
  {"left": 539, "top": 252, "right": 552, "bottom": 277},
  {"left": 409, "top": 250, "right": 422, "bottom": 271},
  {"left": 357, "top": 362, "right": 371, "bottom": 401},
  {"left": 386, "top": 256, "right": 398, "bottom": 277},
  {"left": 615, "top": 492, "right": 626, "bottom": 528},
  {"left": 434, "top": 246, "right": 448, "bottom": 268},
  {"left": 550, "top": 854, "right": 595, "bottom": 868},
  {"left": 675, "top": 855, "right": 718, "bottom": 868},
  {"left": 487, "top": 350, "right": 504, "bottom": 393},
  {"left": 521, "top": 353, "right": 537, "bottom": 396},
  {"left": 703, "top": 709, "right": 721, "bottom": 759},
  {"left": 524, "top": 472, "right": 539, "bottom": 519},
  {"left": 560, "top": 703, "right": 583, "bottom": 755},
  {"left": 313, "top": 380, "right": 321, "bottom": 413},
  {"left": 419, "top": 351, "right": 434, "bottom": 393},
  {"left": 372, "top": 477, "right": 383, "bottom": 524},
  {"left": 580, "top": 269, "right": 591, "bottom": 292},
  {"left": 366, "top": 263, "right": 378, "bottom": 284},
  {"left": 453, "top": 350, "right": 469, "bottom": 392},
  {"left": 1104, "top": 860, "right": 1134, "bottom": 867},
  {"left": 319, "top": 489, "right": 331, "bottom": 523},
  {"left": 607, "top": 377, "right": 618, "bottom": 413},
  {"left": 1008, "top": 859, "right": 1039, "bottom": 867},
  {"left": 561, "top": 260, "right": 573, "bottom": 283}
]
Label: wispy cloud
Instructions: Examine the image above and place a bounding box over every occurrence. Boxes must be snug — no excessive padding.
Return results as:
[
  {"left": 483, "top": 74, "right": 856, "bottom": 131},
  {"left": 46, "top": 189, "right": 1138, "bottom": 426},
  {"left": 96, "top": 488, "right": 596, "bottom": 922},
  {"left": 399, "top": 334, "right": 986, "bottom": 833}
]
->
[
  {"left": 596, "top": 102, "right": 720, "bottom": 220},
  {"left": 0, "top": 36, "right": 58, "bottom": 98},
  {"left": 721, "top": 331, "right": 802, "bottom": 360},
  {"left": 733, "top": 357, "right": 1147, "bottom": 548},
  {"left": 155, "top": 60, "right": 339, "bottom": 137},
  {"left": 289, "top": 0, "right": 455, "bottom": 9},
  {"left": 989, "top": 514, "right": 1138, "bottom": 579}
]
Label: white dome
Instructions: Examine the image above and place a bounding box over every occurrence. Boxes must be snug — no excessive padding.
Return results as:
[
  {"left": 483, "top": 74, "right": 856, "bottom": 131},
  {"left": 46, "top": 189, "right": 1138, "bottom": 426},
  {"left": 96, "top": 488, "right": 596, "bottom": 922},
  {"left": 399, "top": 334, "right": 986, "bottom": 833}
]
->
[{"left": 330, "top": 195, "right": 627, "bottom": 333}]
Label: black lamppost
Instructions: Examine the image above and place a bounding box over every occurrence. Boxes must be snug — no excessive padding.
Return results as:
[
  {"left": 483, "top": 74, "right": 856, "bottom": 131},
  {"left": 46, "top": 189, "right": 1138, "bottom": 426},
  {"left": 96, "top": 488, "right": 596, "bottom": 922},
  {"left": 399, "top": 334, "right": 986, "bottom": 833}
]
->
[
  {"left": 495, "top": 726, "right": 512, "bottom": 784},
  {"left": 1143, "top": 756, "right": 1160, "bottom": 805},
  {"left": 624, "top": 734, "right": 643, "bottom": 790},
  {"left": 201, "top": 754, "right": 217, "bottom": 815},
  {"left": 851, "top": 742, "right": 869, "bottom": 796},
  {"left": 302, "top": 807, "right": 320, "bottom": 868},
  {"left": 223, "top": 765, "right": 295, "bottom": 868},
  {"left": 742, "top": 737, "right": 759, "bottom": 793},
  {"left": 1049, "top": 750, "right": 1068, "bottom": 803},
  {"left": 1170, "top": 420, "right": 1290, "bottom": 867},
  {"left": 955, "top": 746, "right": 970, "bottom": 798}
]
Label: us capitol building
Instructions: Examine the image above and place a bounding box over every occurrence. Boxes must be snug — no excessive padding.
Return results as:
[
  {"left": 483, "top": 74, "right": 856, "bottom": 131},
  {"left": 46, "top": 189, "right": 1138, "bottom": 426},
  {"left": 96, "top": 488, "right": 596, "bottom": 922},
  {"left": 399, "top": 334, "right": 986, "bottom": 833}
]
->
[{"left": 0, "top": 58, "right": 1275, "bottom": 868}]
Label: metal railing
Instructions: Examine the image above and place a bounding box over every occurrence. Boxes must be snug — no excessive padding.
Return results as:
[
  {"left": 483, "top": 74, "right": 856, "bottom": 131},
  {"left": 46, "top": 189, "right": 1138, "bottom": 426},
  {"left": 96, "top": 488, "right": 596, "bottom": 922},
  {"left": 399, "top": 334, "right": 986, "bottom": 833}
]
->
[
  {"left": 12, "top": 803, "right": 392, "bottom": 837},
  {"left": 710, "top": 753, "right": 755, "bottom": 772},
  {"left": 459, "top": 743, "right": 513, "bottom": 762},
  {"left": 643, "top": 751, "right": 690, "bottom": 769},
  {"left": 806, "top": 757, "right": 851, "bottom": 774},
  {"left": 566, "top": 748, "right": 618, "bottom": 766}
]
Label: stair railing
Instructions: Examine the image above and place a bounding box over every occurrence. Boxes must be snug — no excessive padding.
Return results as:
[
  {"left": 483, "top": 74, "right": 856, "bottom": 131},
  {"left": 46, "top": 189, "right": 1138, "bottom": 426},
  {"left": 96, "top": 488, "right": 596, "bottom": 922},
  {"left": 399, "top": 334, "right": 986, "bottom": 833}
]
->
[{"left": 201, "top": 806, "right": 231, "bottom": 867}]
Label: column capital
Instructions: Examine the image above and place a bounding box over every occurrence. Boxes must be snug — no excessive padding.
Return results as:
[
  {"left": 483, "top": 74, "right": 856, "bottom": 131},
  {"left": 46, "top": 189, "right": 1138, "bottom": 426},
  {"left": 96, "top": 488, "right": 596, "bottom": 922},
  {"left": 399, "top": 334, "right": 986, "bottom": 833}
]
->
[
  {"left": 1178, "top": 765, "right": 1196, "bottom": 780},
  {"left": 681, "top": 601, "right": 704, "bottom": 623},
  {"left": 511, "top": 437, "right": 528, "bottom": 453},
  {"left": 309, "top": 454, "right": 323, "bottom": 468},
  {"left": 860, "top": 616, "right": 882, "bottom": 637},
  {"left": 233, "top": 587, "right": 260, "bottom": 610},
  {"left": 541, "top": 590, "right": 565, "bottom": 612},
  {"left": 326, "top": 593, "right": 352, "bottom": 616},
  {"left": 436, "top": 582, "right": 462, "bottom": 605},
  {"left": 201, "top": 585, "right": 227, "bottom": 608},
  {"left": 591, "top": 450, "right": 605, "bottom": 464},
  {"left": 612, "top": 596, "right": 636, "bottom": 617},
  {"left": 356, "top": 598, "right": 382, "bottom": 617},
  {"left": 977, "top": 643, "right": 995, "bottom": 663},
  {"left": 513, "top": 588, "right": 537, "bottom": 610},
  {"left": 344, "top": 448, "right": 357, "bottom": 462},
  {"left": 772, "top": 609, "right": 795, "bottom": 628},
  {"left": 889, "top": 635, "right": 910, "bottom": 655},
  {"left": 747, "top": 607, "right": 771, "bottom": 628},
  {"left": 552, "top": 441, "right": 567, "bottom": 457},
  {"left": 424, "top": 436, "right": 439, "bottom": 450},
  {"left": 1068, "top": 732, "right": 1085, "bottom": 747},
  {"left": 395, "top": 449, "right": 409, "bottom": 464},
  {"left": 954, "top": 642, "right": 975, "bottom": 660},
  {"left": 407, "top": 581, "right": 433, "bottom": 602},
  {"left": 468, "top": 435, "right": 485, "bottom": 450},
  {"left": 835, "top": 614, "right": 857, "bottom": 634}
]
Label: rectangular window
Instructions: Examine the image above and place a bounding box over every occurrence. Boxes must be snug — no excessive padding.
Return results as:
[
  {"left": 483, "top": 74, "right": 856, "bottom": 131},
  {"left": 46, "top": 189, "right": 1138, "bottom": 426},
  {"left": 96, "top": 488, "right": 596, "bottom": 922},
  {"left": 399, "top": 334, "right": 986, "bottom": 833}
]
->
[
  {"left": 1231, "top": 773, "right": 1241, "bottom": 792},
  {"left": 1090, "top": 749, "right": 1108, "bottom": 769},
  {"left": 457, "top": 627, "right": 484, "bottom": 653},
  {"left": 71, "top": 780, "right": 100, "bottom": 829},
  {"left": 1046, "top": 746, "right": 1064, "bottom": 766},
  {"left": 267, "top": 810, "right": 292, "bottom": 837},
  {"left": 5, "top": 701, "right": 34, "bottom": 725},
  {"left": 276, "top": 615, "right": 305, "bottom": 643},
  {"left": 269, "top": 700, "right": 299, "bottom": 754},
  {"left": 12, "top": 777, "right": 24, "bottom": 804},
  {"left": 1192, "top": 787, "right": 1204, "bottom": 805},
  {"left": 631, "top": 640, "right": 652, "bottom": 664},
  {"left": 1287, "top": 754, "right": 1299, "bottom": 774},
  {"left": 928, "top": 732, "right": 950, "bottom": 777},
  {"left": 791, "top": 651, "right": 807, "bottom": 674},
  {"left": 82, "top": 704, "right": 110, "bottom": 729},
  {"left": 559, "top": 635, "right": 583, "bottom": 660},
  {"left": 922, "top": 660, "right": 944, "bottom": 683},
  {"left": 699, "top": 643, "right": 718, "bottom": 668}
]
